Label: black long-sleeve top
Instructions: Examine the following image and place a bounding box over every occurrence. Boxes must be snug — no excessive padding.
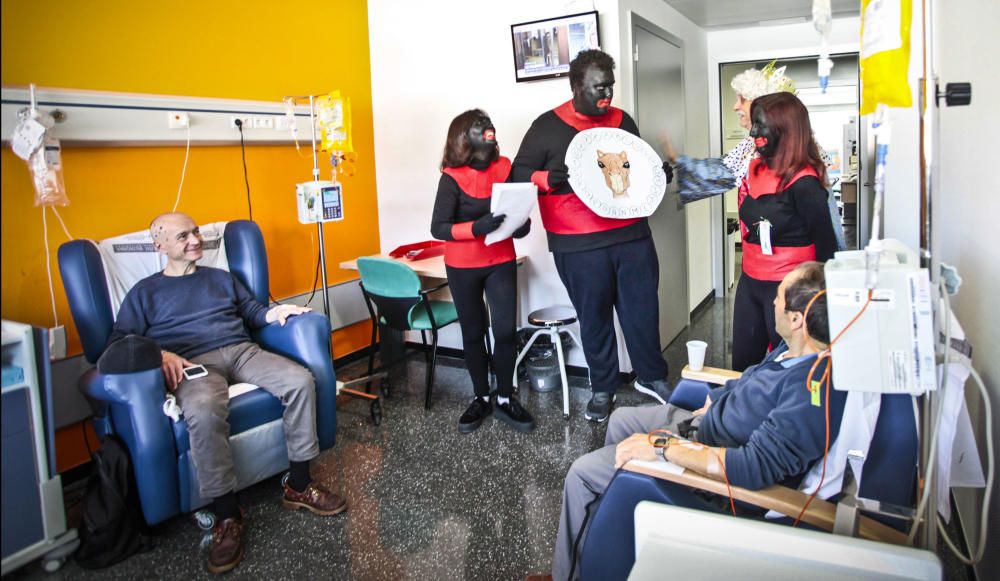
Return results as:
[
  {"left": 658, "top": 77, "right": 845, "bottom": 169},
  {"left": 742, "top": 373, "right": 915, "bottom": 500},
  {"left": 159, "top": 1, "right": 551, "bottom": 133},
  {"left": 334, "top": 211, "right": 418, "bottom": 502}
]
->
[
  {"left": 738, "top": 159, "right": 838, "bottom": 281},
  {"left": 511, "top": 101, "right": 651, "bottom": 254},
  {"left": 430, "top": 157, "right": 519, "bottom": 268}
]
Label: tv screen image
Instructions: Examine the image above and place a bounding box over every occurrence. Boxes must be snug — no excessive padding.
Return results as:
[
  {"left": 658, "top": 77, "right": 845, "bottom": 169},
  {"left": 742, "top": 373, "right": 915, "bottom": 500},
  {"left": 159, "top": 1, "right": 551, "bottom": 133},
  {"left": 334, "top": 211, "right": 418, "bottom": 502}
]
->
[{"left": 511, "top": 11, "right": 600, "bottom": 82}]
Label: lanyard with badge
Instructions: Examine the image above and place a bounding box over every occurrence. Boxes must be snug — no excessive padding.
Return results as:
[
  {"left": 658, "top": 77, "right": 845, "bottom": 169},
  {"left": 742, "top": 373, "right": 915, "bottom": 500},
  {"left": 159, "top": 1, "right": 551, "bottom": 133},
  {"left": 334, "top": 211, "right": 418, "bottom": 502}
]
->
[{"left": 757, "top": 219, "right": 773, "bottom": 255}]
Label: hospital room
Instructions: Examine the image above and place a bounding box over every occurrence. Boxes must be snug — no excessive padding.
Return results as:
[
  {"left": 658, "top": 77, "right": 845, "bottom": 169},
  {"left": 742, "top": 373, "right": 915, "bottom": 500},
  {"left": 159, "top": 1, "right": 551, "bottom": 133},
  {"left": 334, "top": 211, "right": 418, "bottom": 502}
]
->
[{"left": 2, "top": 0, "right": 998, "bottom": 579}]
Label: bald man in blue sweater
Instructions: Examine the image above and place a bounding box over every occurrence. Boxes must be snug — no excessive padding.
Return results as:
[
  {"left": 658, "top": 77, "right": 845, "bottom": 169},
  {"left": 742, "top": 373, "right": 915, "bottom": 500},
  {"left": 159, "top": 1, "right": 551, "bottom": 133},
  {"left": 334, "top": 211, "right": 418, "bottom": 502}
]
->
[{"left": 544, "top": 261, "right": 847, "bottom": 581}]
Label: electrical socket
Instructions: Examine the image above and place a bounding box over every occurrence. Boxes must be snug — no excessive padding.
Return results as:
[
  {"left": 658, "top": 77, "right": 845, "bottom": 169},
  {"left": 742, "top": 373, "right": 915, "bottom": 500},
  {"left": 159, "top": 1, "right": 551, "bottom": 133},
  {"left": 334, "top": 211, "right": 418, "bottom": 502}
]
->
[
  {"left": 252, "top": 116, "right": 274, "bottom": 129},
  {"left": 230, "top": 116, "right": 252, "bottom": 129},
  {"left": 276, "top": 116, "right": 295, "bottom": 131},
  {"left": 168, "top": 111, "right": 190, "bottom": 129}
]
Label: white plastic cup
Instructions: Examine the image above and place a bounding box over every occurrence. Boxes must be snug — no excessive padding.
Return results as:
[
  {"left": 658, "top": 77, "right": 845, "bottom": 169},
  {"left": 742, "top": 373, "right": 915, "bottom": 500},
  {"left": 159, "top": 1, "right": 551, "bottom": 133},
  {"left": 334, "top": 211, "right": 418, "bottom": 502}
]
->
[{"left": 686, "top": 340, "right": 708, "bottom": 371}]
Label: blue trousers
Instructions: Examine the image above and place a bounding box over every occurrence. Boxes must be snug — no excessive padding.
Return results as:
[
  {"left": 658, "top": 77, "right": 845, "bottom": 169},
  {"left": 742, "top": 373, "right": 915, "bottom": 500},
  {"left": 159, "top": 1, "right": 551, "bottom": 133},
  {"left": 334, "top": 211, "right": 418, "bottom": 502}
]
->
[{"left": 553, "top": 237, "right": 669, "bottom": 393}]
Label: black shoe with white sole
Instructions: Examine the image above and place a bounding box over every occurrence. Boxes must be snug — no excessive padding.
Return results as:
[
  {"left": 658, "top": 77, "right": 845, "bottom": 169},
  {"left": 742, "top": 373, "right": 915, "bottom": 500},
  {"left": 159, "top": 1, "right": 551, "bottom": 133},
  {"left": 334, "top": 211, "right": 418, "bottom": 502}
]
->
[
  {"left": 494, "top": 396, "right": 536, "bottom": 432},
  {"left": 459, "top": 397, "right": 492, "bottom": 434},
  {"left": 585, "top": 392, "right": 616, "bottom": 423},
  {"left": 633, "top": 378, "right": 674, "bottom": 405}
]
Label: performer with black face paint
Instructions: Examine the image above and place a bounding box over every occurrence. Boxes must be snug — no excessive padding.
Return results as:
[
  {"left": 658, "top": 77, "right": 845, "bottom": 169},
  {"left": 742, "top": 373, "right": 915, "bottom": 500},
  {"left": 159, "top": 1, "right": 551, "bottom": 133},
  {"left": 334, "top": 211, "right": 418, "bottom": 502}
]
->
[
  {"left": 511, "top": 50, "right": 675, "bottom": 423},
  {"left": 732, "top": 92, "right": 838, "bottom": 370},
  {"left": 431, "top": 109, "right": 534, "bottom": 434}
]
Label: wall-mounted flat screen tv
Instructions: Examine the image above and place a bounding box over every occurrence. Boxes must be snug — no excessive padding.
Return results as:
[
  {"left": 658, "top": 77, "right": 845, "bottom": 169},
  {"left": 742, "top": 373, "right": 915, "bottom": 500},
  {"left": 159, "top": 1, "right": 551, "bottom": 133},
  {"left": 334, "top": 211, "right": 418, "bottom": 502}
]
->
[{"left": 511, "top": 11, "right": 601, "bottom": 83}]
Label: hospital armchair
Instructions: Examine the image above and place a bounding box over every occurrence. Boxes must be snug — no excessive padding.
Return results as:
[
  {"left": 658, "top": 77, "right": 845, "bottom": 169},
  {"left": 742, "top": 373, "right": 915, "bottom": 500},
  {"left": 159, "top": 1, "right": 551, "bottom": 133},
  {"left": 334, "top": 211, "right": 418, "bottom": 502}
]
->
[
  {"left": 58, "top": 220, "right": 337, "bottom": 526},
  {"left": 577, "top": 368, "right": 919, "bottom": 581}
]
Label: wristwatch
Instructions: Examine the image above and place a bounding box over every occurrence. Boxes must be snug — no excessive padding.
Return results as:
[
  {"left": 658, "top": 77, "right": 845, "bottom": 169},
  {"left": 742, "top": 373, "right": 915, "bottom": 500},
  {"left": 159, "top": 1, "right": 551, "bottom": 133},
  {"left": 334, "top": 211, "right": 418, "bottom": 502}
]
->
[{"left": 653, "top": 437, "right": 668, "bottom": 461}]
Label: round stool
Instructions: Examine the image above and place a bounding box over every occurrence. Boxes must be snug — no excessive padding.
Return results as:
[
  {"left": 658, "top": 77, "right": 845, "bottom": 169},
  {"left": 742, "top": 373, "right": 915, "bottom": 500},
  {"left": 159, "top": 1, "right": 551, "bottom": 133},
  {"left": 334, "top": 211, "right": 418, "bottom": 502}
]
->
[{"left": 513, "top": 306, "right": 585, "bottom": 419}]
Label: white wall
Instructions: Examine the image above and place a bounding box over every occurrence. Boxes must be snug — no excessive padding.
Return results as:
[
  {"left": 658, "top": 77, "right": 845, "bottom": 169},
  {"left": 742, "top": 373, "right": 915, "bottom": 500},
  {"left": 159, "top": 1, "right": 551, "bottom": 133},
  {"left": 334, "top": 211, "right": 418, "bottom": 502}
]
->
[
  {"left": 368, "top": 0, "right": 709, "bottom": 365},
  {"left": 932, "top": 0, "right": 1000, "bottom": 574}
]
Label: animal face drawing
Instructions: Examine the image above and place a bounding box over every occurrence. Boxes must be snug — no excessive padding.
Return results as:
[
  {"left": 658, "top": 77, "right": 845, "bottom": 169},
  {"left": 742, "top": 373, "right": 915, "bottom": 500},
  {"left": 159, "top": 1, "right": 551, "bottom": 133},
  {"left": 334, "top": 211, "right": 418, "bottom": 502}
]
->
[{"left": 596, "top": 150, "right": 630, "bottom": 198}]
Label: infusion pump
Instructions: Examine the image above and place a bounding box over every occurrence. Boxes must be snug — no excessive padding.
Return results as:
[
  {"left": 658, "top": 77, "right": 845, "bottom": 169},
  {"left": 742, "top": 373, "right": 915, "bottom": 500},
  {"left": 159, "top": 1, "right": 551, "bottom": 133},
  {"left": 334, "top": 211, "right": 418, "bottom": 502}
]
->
[
  {"left": 296, "top": 180, "right": 343, "bottom": 224},
  {"left": 825, "top": 239, "right": 936, "bottom": 395}
]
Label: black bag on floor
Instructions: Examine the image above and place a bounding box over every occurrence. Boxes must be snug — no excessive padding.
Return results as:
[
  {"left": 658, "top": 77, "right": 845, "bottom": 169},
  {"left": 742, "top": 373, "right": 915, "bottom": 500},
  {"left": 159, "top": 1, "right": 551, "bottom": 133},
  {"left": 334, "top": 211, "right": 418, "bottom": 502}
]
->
[{"left": 75, "top": 435, "right": 152, "bottom": 569}]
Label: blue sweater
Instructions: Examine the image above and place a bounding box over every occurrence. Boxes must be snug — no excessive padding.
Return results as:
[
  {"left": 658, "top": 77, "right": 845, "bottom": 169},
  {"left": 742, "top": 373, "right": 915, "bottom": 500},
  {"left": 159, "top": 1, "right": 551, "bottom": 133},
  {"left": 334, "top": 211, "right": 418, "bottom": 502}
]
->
[
  {"left": 108, "top": 267, "right": 270, "bottom": 359},
  {"left": 698, "top": 345, "right": 847, "bottom": 491}
]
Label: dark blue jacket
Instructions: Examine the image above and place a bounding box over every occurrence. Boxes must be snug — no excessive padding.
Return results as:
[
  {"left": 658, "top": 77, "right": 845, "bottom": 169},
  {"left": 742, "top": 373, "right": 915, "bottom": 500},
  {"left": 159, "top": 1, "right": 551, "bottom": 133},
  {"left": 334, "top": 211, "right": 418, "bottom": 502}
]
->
[
  {"left": 108, "top": 267, "right": 270, "bottom": 359},
  {"left": 698, "top": 344, "right": 847, "bottom": 490}
]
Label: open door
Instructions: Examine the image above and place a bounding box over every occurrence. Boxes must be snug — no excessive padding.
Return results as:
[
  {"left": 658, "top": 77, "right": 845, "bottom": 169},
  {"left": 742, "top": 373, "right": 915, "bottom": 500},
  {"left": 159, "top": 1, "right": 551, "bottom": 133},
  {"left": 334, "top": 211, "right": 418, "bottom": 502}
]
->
[{"left": 633, "top": 19, "right": 689, "bottom": 347}]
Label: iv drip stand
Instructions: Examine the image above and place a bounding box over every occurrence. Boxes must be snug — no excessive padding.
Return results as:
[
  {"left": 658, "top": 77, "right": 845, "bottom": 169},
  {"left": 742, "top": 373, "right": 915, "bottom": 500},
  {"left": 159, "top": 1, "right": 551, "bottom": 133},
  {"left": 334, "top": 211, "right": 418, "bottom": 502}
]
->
[{"left": 308, "top": 95, "right": 332, "bottom": 320}]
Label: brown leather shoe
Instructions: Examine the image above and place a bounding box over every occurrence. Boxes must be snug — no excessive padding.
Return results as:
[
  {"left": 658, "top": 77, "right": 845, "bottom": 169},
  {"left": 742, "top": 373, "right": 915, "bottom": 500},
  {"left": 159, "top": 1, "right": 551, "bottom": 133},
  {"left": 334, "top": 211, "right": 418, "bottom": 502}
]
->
[
  {"left": 525, "top": 575, "right": 553, "bottom": 581},
  {"left": 207, "top": 517, "right": 244, "bottom": 574},
  {"left": 282, "top": 481, "right": 348, "bottom": 516}
]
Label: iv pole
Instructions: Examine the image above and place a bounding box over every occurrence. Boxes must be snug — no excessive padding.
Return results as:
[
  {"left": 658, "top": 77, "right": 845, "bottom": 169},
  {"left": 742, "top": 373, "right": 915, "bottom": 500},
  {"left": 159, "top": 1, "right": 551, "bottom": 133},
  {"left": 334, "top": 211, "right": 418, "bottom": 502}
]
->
[
  {"left": 294, "top": 93, "right": 385, "bottom": 424},
  {"left": 307, "top": 94, "right": 332, "bottom": 320}
]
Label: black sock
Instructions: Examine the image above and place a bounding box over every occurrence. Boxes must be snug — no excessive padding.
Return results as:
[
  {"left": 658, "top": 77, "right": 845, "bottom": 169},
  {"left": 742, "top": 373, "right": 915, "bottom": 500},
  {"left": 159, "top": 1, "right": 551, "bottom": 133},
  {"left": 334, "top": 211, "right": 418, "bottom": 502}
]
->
[
  {"left": 288, "top": 460, "right": 312, "bottom": 493},
  {"left": 213, "top": 491, "right": 240, "bottom": 521}
]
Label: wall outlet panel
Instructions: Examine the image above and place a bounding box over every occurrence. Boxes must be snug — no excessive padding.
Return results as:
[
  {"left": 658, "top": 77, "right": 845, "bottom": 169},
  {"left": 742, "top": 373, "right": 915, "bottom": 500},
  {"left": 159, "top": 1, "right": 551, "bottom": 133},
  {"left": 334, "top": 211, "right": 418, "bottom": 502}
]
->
[{"left": 1, "top": 86, "right": 313, "bottom": 146}]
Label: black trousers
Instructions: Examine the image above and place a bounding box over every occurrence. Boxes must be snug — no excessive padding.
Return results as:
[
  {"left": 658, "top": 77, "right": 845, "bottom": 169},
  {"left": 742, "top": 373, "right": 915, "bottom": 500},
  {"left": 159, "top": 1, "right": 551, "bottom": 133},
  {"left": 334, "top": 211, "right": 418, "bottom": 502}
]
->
[
  {"left": 553, "top": 237, "right": 668, "bottom": 394},
  {"left": 731, "top": 274, "right": 782, "bottom": 371},
  {"left": 446, "top": 260, "right": 518, "bottom": 398}
]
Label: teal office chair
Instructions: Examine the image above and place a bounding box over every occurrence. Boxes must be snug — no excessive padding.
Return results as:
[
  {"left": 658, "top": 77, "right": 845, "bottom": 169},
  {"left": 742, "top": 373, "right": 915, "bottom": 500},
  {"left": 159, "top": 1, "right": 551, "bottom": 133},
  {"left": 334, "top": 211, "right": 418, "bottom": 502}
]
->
[{"left": 356, "top": 257, "right": 459, "bottom": 409}]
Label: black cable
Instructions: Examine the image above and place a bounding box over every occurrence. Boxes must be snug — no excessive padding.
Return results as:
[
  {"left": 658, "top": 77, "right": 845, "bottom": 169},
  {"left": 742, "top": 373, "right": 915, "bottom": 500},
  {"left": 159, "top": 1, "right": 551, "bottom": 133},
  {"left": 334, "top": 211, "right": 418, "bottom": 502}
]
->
[
  {"left": 305, "top": 247, "right": 322, "bottom": 306},
  {"left": 81, "top": 418, "right": 93, "bottom": 457},
  {"left": 235, "top": 119, "right": 286, "bottom": 306},
  {"left": 235, "top": 119, "right": 253, "bottom": 222}
]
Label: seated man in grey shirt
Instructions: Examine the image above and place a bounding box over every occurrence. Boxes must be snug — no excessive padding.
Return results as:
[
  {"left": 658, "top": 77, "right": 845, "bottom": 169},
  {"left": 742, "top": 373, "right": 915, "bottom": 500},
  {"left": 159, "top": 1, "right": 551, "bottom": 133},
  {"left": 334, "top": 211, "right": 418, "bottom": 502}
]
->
[{"left": 109, "top": 212, "right": 346, "bottom": 575}]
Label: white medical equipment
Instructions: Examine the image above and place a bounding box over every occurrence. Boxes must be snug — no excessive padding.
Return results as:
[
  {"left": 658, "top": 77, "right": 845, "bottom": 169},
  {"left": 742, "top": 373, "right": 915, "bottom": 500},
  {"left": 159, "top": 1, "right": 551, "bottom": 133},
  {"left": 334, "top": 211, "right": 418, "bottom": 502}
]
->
[
  {"left": 296, "top": 180, "right": 343, "bottom": 224},
  {"left": 825, "top": 239, "right": 936, "bottom": 394}
]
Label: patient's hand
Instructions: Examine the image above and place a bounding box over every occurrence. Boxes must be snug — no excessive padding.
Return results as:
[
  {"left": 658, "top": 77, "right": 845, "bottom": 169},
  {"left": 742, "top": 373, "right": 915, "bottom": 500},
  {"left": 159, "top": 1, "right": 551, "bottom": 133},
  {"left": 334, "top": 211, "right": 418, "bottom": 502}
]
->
[
  {"left": 161, "top": 350, "right": 194, "bottom": 392},
  {"left": 266, "top": 304, "right": 312, "bottom": 326},
  {"left": 614, "top": 433, "right": 657, "bottom": 469},
  {"left": 692, "top": 395, "right": 712, "bottom": 417}
]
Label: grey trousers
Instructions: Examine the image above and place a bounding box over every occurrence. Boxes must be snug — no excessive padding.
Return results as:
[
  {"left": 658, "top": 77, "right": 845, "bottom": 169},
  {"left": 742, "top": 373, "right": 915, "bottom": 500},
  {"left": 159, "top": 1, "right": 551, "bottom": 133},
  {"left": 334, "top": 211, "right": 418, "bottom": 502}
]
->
[
  {"left": 552, "top": 404, "right": 696, "bottom": 581},
  {"left": 175, "top": 342, "right": 319, "bottom": 499}
]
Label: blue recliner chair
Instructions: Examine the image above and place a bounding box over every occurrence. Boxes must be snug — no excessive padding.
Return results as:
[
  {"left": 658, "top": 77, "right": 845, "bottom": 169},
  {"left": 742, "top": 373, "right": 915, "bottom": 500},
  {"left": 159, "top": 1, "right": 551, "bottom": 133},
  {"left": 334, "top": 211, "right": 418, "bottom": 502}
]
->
[
  {"left": 578, "top": 378, "right": 919, "bottom": 581},
  {"left": 58, "top": 220, "right": 337, "bottom": 526}
]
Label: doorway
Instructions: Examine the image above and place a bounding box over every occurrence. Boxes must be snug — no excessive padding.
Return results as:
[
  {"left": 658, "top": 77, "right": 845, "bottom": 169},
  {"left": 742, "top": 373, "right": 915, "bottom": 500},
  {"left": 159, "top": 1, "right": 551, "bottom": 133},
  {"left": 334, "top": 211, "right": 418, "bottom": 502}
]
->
[
  {"left": 632, "top": 17, "right": 690, "bottom": 348},
  {"left": 717, "top": 54, "right": 861, "bottom": 293}
]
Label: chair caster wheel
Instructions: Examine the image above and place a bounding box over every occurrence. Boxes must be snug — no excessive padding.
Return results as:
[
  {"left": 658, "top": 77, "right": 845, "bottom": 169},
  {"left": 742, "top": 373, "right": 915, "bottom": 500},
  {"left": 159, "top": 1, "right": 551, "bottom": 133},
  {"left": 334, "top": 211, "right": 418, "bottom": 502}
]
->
[
  {"left": 194, "top": 509, "right": 216, "bottom": 531},
  {"left": 42, "top": 557, "right": 65, "bottom": 573},
  {"left": 370, "top": 400, "right": 382, "bottom": 426}
]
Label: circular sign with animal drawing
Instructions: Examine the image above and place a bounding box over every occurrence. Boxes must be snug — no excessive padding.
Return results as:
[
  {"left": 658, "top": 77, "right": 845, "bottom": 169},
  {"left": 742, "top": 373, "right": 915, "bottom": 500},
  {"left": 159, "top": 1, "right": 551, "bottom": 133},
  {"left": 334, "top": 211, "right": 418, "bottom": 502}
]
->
[{"left": 566, "top": 127, "right": 667, "bottom": 218}]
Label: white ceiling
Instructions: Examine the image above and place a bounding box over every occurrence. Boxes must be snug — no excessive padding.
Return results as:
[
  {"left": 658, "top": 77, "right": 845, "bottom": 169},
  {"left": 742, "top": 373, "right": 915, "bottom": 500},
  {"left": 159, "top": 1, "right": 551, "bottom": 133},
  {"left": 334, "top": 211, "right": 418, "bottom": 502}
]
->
[{"left": 662, "top": 0, "right": 859, "bottom": 29}]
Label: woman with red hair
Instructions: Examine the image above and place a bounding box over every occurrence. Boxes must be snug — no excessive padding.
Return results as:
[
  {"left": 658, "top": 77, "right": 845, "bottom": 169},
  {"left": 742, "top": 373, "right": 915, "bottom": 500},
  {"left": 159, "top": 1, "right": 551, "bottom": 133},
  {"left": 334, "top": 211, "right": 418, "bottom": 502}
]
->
[{"left": 732, "top": 92, "right": 838, "bottom": 370}]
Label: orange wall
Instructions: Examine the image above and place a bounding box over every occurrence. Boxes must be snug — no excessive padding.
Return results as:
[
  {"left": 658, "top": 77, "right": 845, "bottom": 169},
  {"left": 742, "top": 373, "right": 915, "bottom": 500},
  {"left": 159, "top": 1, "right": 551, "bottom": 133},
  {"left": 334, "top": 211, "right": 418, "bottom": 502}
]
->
[
  {"left": 2, "top": 1, "right": 379, "bottom": 472},
  {"left": 1, "top": 0, "right": 380, "bottom": 358}
]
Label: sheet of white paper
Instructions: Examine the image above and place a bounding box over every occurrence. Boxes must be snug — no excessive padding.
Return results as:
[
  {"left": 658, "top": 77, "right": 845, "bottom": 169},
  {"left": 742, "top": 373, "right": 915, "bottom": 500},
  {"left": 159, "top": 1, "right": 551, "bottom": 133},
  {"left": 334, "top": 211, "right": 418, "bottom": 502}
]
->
[
  {"left": 628, "top": 459, "right": 685, "bottom": 476},
  {"left": 485, "top": 182, "right": 537, "bottom": 246}
]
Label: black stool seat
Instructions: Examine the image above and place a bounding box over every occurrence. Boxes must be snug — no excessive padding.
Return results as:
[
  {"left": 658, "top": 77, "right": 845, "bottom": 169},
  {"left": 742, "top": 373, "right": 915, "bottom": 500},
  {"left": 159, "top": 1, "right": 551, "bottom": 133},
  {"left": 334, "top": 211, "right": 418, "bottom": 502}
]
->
[{"left": 528, "top": 306, "right": 577, "bottom": 327}]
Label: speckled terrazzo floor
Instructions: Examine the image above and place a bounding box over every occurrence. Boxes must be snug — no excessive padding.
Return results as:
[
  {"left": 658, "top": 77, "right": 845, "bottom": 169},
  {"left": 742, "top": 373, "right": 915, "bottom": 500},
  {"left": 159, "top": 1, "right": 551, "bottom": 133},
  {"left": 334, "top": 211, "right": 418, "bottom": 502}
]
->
[
  {"left": 8, "top": 298, "right": 734, "bottom": 581},
  {"left": 7, "top": 286, "right": 975, "bottom": 580}
]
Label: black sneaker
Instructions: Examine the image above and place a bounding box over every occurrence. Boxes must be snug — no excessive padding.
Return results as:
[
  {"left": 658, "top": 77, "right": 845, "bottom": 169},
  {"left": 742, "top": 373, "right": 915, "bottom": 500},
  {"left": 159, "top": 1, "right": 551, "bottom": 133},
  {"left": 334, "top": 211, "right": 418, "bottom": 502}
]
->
[
  {"left": 585, "top": 392, "right": 616, "bottom": 423},
  {"left": 459, "top": 397, "right": 492, "bottom": 434},
  {"left": 634, "top": 378, "right": 674, "bottom": 405},
  {"left": 494, "top": 396, "right": 536, "bottom": 433}
]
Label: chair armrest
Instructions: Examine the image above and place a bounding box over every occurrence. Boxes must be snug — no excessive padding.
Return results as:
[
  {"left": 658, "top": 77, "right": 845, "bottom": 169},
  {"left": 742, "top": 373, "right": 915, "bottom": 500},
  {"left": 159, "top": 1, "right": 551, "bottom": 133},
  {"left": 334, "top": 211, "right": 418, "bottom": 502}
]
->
[
  {"left": 668, "top": 379, "right": 712, "bottom": 410},
  {"left": 79, "top": 367, "right": 180, "bottom": 526},
  {"left": 253, "top": 312, "right": 337, "bottom": 449},
  {"left": 622, "top": 462, "right": 907, "bottom": 545},
  {"left": 681, "top": 365, "right": 742, "bottom": 385}
]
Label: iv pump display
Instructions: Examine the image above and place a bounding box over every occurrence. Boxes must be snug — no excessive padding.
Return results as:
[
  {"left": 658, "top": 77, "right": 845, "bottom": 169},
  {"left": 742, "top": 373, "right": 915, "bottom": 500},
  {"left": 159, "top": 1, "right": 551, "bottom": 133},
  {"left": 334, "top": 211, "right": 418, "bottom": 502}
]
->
[{"left": 296, "top": 180, "right": 343, "bottom": 224}]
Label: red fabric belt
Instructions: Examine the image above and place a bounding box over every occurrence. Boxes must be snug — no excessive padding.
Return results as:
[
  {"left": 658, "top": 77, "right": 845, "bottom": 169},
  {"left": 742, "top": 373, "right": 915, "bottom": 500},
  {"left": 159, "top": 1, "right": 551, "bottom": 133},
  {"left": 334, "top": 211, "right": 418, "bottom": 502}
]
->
[
  {"left": 444, "top": 238, "right": 515, "bottom": 268},
  {"left": 741, "top": 243, "right": 816, "bottom": 281},
  {"left": 538, "top": 194, "right": 640, "bottom": 235}
]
